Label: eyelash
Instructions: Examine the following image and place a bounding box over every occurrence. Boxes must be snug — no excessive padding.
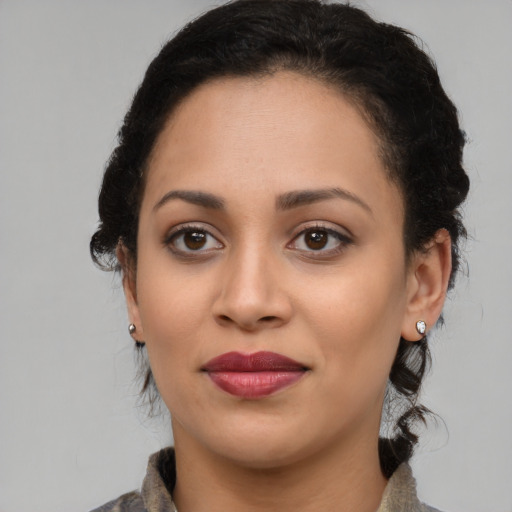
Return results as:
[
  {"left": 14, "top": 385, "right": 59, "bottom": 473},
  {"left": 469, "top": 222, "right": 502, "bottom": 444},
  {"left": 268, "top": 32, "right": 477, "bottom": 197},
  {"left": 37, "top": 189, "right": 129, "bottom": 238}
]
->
[
  {"left": 287, "top": 224, "right": 353, "bottom": 258},
  {"left": 164, "top": 224, "right": 224, "bottom": 258},
  {"left": 164, "top": 223, "right": 353, "bottom": 259}
]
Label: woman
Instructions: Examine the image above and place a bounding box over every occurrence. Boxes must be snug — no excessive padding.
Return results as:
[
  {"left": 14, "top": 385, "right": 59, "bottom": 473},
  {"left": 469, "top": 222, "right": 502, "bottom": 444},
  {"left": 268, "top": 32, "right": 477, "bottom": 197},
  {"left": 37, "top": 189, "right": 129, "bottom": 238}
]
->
[{"left": 90, "top": 1, "right": 469, "bottom": 510}]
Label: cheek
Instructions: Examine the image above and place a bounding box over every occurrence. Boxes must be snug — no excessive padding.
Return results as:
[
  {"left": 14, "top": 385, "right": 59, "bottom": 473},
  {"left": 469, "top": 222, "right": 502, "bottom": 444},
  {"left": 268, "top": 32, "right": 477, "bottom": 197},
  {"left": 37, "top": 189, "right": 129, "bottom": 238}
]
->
[
  {"left": 136, "top": 237, "right": 209, "bottom": 330},
  {"left": 136, "top": 272, "right": 210, "bottom": 415},
  {"left": 134, "top": 257, "right": 213, "bottom": 380},
  {"left": 299, "top": 263, "right": 407, "bottom": 384}
]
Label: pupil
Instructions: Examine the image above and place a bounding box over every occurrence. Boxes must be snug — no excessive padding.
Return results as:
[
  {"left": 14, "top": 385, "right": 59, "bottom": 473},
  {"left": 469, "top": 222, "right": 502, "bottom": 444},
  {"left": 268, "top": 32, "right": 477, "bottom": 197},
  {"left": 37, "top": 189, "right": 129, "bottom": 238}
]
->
[
  {"left": 184, "top": 231, "right": 206, "bottom": 250},
  {"left": 306, "top": 230, "right": 327, "bottom": 250}
]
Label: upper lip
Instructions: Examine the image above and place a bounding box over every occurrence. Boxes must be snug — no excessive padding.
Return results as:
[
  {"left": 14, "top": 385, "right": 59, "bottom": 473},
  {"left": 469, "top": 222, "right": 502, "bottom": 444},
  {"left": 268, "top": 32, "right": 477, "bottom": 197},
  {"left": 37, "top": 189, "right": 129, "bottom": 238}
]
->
[{"left": 201, "top": 351, "right": 308, "bottom": 372}]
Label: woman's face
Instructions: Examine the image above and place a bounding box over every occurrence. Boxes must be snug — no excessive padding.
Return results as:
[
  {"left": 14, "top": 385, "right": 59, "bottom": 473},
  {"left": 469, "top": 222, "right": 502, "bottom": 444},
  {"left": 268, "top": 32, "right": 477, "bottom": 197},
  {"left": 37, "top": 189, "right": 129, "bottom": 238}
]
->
[{"left": 126, "top": 72, "right": 422, "bottom": 468}]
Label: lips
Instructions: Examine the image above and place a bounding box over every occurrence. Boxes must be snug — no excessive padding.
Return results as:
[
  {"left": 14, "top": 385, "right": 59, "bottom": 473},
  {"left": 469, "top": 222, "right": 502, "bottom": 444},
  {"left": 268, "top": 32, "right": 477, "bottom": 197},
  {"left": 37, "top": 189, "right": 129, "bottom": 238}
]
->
[{"left": 201, "top": 351, "right": 308, "bottom": 399}]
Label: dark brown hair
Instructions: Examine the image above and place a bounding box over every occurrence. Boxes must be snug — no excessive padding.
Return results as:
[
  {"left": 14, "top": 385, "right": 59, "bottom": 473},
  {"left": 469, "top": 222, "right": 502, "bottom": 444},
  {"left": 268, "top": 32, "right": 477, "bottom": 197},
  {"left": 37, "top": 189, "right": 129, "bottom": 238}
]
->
[{"left": 90, "top": 0, "right": 469, "bottom": 477}]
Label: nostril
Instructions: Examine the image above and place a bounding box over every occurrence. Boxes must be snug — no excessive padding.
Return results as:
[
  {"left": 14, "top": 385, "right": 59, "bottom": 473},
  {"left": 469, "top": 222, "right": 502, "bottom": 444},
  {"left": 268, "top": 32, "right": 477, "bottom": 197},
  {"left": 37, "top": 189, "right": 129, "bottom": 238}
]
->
[{"left": 260, "top": 316, "right": 278, "bottom": 322}]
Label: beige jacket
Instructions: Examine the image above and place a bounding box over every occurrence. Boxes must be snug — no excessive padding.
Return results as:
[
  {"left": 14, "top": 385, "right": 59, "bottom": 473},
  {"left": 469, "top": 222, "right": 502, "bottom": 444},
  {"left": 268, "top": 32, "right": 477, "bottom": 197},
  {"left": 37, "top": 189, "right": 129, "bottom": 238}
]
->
[{"left": 91, "top": 448, "right": 441, "bottom": 512}]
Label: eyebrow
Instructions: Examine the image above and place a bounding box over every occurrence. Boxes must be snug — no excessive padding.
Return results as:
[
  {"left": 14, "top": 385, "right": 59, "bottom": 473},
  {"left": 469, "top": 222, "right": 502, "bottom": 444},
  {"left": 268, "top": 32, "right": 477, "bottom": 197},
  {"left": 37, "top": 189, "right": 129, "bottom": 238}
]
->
[
  {"left": 153, "top": 190, "right": 225, "bottom": 212},
  {"left": 153, "top": 186, "right": 372, "bottom": 215},
  {"left": 276, "top": 187, "right": 372, "bottom": 214}
]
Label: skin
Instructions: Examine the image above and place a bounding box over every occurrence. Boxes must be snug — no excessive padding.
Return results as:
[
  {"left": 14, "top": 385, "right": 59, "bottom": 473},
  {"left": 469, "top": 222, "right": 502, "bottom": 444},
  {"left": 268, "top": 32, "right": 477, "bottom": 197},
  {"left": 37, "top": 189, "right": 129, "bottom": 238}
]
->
[{"left": 120, "top": 72, "right": 452, "bottom": 512}]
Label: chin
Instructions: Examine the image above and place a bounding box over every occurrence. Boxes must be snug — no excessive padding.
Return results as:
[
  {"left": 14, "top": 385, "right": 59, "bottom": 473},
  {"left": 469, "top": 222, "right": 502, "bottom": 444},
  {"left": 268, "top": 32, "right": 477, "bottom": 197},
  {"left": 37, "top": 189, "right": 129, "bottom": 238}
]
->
[
  {"left": 216, "top": 440, "right": 311, "bottom": 470},
  {"left": 206, "top": 420, "right": 329, "bottom": 470},
  {"left": 173, "top": 410, "right": 313, "bottom": 469}
]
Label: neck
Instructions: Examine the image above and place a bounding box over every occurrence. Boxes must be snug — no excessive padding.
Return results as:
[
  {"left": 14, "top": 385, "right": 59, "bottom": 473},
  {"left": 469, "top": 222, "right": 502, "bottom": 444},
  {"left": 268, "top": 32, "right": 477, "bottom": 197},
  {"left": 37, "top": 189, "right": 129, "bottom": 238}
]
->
[{"left": 171, "top": 422, "right": 387, "bottom": 512}]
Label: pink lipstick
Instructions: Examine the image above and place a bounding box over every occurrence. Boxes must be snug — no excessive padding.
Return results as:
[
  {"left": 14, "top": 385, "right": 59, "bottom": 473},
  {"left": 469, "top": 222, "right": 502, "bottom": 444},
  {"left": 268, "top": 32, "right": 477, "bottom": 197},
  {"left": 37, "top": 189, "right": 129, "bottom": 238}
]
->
[{"left": 201, "top": 351, "right": 308, "bottom": 399}]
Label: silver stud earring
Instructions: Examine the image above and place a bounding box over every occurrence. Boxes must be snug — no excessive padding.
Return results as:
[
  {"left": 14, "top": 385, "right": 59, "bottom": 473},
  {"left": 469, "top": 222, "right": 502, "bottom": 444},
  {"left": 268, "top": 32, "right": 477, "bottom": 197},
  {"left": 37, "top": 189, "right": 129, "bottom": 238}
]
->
[
  {"left": 416, "top": 320, "right": 427, "bottom": 336},
  {"left": 129, "top": 323, "right": 145, "bottom": 346}
]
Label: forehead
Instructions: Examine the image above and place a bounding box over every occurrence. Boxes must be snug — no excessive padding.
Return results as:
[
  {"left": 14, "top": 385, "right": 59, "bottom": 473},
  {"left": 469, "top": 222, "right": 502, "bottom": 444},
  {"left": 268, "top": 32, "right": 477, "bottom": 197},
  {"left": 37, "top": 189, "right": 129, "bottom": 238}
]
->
[
  {"left": 150, "top": 71, "right": 378, "bottom": 168},
  {"left": 143, "top": 72, "right": 403, "bottom": 223}
]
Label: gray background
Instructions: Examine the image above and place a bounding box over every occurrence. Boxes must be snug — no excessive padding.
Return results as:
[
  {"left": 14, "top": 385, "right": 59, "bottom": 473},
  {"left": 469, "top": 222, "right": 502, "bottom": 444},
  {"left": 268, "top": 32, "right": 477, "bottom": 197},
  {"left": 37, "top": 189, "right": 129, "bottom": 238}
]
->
[{"left": 1, "top": 1, "right": 511, "bottom": 511}]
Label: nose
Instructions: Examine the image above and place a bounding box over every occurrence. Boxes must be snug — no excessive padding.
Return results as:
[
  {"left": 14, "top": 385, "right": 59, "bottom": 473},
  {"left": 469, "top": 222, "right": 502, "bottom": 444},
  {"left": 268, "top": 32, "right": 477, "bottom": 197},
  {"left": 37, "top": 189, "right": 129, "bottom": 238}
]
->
[{"left": 212, "top": 247, "right": 293, "bottom": 331}]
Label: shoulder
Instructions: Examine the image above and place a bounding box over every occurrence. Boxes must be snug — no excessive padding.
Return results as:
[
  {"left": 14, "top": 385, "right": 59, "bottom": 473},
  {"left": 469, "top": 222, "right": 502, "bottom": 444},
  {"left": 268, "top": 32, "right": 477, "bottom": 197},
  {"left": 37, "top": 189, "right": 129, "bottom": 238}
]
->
[
  {"left": 378, "top": 464, "right": 445, "bottom": 512},
  {"left": 89, "top": 448, "right": 176, "bottom": 512},
  {"left": 89, "top": 491, "right": 145, "bottom": 512}
]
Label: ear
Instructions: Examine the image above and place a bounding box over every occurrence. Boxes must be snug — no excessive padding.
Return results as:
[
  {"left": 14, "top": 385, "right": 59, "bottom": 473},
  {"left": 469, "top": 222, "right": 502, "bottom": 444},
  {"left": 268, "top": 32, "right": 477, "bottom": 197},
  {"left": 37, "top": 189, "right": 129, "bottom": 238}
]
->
[
  {"left": 401, "top": 229, "right": 452, "bottom": 341},
  {"left": 117, "top": 243, "right": 145, "bottom": 342}
]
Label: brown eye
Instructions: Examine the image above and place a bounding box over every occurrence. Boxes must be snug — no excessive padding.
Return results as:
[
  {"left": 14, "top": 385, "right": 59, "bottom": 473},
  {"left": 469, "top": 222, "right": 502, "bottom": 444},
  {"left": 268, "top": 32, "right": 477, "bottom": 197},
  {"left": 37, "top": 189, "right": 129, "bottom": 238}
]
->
[
  {"left": 184, "top": 231, "right": 207, "bottom": 250},
  {"left": 289, "top": 225, "right": 352, "bottom": 255},
  {"left": 304, "top": 230, "right": 328, "bottom": 250},
  {"left": 168, "top": 227, "right": 223, "bottom": 254}
]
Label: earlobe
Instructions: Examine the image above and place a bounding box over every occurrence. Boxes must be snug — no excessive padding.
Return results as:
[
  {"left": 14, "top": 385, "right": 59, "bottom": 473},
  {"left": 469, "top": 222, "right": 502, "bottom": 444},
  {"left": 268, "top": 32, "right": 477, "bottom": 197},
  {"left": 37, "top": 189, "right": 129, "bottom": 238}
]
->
[
  {"left": 401, "top": 229, "right": 452, "bottom": 342},
  {"left": 116, "top": 243, "right": 144, "bottom": 341}
]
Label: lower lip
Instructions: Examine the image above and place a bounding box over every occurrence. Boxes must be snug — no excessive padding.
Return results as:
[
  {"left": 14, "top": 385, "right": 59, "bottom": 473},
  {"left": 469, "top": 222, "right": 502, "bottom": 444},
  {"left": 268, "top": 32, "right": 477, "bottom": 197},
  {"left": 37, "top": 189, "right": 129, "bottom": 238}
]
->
[{"left": 207, "top": 370, "right": 305, "bottom": 399}]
